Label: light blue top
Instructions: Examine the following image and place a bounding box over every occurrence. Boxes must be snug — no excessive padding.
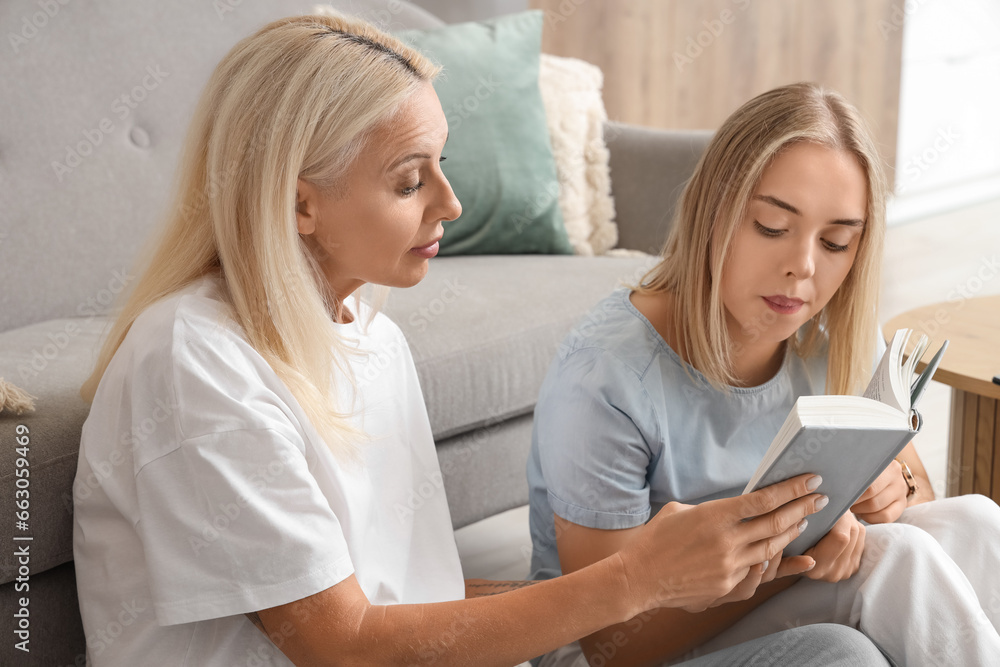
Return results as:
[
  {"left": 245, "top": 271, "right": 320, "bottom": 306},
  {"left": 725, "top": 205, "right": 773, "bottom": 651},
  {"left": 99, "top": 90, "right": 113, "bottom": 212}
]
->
[{"left": 526, "top": 288, "right": 880, "bottom": 581}]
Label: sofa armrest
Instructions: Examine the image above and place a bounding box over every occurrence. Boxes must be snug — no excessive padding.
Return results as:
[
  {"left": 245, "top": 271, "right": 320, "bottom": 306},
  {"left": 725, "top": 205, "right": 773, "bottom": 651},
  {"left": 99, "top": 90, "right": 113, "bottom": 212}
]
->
[{"left": 604, "top": 121, "right": 714, "bottom": 254}]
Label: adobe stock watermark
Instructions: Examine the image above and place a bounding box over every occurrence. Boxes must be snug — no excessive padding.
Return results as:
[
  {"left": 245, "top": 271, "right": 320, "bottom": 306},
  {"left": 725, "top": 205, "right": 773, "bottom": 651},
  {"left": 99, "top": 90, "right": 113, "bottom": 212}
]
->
[
  {"left": 393, "top": 410, "right": 504, "bottom": 523},
  {"left": 673, "top": 0, "right": 752, "bottom": 73},
  {"left": 178, "top": 157, "right": 242, "bottom": 222},
  {"left": 188, "top": 450, "right": 297, "bottom": 555},
  {"left": 405, "top": 615, "right": 474, "bottom": 665},
  {"left": 17, "top": 267, "right": 135, "bottom": 382},
  {"left": 356, "top": 333, "right": 409, "bottom": 390},
  {"left": 569, "top": 259, "right": 658, "bottom": 342},
  {"left": 588, "top": 596, "right": 806, "bottom": 667},
  {"left": 239, "top": 594, "right": 326, "bottom": 667},
  {"left": 349, "top": 0, "right": 409, "bottom": 33},
  {"left": 518, "top": 434, "right": 647, "bottom": 566},
  {"left": 915, "top": 254, "right": 999, "bottom": 340},
  {"left": 585, "top": 574, "right": 755, "bottom": 667},
  {"left": 85, "top": 599, "right": 150, "bottom": 660},
  {"left": 510, "top": 181, "right": 561, "bottom": 236},
  {"left": 51, "top": 64, "right": 170, "bottom": 182},
  {"left": 878, "top": 0, "right": 931, "bottom": 39},
  {"left": 8, "top": 0, "right": 72, "bottom": 54},
  {"left": 897, "top": 127, "right": 959, "bottom": 195},
  {"left": 915, "top": 601, "right": 993, "bottom": 664},
  {"left": 409, "top": 618, "right": 476, "bottom": 665},
  {"left": 213, "top": 0, "right": 244, "bottom": 20},
  {"left": 62, "top": 396, "right": 179, "bottom": 515},
  {"left": 406, "top": 278, "right": 468, "bottom": 333},
  {"left": 443, "top": 74, "right": 502, "bottom": 133},
  {"left": 540, "top": 0, "right": 589, "bottom": 29}
]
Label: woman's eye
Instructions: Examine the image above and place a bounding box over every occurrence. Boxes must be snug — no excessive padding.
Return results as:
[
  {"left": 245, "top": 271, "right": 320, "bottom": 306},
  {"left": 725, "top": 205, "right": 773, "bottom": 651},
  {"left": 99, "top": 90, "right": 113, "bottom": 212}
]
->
[
  {"left": 753, "top": 221, "right": 783, "bottom": 237},
  {"left": 401, "top": 181, "right": 425, "bottom": 197},
  {"left": 823, "top": 239, "right": 851, "bottom": 253}
]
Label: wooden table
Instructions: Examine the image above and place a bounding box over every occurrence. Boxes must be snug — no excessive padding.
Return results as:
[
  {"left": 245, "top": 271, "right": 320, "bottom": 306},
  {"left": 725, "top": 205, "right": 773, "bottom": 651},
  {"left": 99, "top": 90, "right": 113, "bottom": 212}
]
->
[{"left": 885, "top": 295, "right": 1000, "bottom": 500}]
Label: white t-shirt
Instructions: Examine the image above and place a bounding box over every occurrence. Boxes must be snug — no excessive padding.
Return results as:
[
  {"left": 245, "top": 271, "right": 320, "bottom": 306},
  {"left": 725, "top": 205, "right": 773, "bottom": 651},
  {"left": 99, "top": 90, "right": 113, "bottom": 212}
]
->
[{"left": 72, "top": 273, "right": 464, "bottom": 666}]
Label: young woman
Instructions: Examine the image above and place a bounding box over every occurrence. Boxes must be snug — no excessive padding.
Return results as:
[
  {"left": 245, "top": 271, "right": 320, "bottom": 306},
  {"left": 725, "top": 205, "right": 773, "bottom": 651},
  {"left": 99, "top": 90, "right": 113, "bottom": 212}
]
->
[
  {"left": 71, "top": 15, "right": 890, "bottom": 667},
  {"left": 527, "top": 81, "right": 1000, "bottom": 667}
]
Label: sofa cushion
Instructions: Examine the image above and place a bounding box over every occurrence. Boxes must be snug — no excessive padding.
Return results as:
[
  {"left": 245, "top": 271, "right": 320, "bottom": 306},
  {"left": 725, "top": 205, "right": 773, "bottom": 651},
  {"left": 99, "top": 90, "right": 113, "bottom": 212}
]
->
[
  {"left": 383, "top": 255, "right": 657, "bottom": 438},
  {"left": 398, "top": 11, "right": 573, "bottom": 256},
  {"left": 539, "top": 54, "right": 617, "bottom": 256},
  {"left": 0, "top": 316, "right": 106, "bottom": 582},
  {"left": 0, "top": 254, "right": 654, "bottom": 582}
]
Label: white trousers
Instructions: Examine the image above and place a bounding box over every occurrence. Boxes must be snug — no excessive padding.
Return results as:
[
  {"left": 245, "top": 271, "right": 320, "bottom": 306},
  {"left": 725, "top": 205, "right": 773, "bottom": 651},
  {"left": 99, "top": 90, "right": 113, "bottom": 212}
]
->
[
  {"left": 541, "top": 494, "right": 1000, "bottom": 667},
  {"left": 683, "top": 494, "right": 1000, "bottom": 666}
]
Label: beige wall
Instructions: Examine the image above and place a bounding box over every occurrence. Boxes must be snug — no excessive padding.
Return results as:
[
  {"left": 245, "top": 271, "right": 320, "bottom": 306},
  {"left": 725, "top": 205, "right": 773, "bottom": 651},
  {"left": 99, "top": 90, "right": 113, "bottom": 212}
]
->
[{"left": 531, "top": 0, "right": 904, "bottom": 175}]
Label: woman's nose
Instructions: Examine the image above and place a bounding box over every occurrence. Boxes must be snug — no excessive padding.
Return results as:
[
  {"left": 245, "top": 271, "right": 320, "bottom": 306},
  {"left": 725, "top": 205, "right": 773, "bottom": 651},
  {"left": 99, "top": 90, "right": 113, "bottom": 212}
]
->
[
  {"left": 436, "top": 177, "right": 462, "bottom": 223},
  {"left": 785, "top": 238, "right": 817, "bottom": 279}
]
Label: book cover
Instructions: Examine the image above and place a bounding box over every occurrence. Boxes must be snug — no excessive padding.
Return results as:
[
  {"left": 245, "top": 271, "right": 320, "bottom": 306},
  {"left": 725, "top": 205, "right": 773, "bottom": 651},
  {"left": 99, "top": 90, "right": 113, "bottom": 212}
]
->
[{"left": 743, "top": 329, "right": 947, "bottom": 556}]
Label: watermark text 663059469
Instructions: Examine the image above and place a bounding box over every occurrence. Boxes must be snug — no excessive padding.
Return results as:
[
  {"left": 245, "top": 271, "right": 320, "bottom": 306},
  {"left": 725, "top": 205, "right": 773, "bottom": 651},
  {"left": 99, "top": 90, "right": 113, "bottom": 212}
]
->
[{"left": 12, "top": 424, "right": 33, "bottom": 654}]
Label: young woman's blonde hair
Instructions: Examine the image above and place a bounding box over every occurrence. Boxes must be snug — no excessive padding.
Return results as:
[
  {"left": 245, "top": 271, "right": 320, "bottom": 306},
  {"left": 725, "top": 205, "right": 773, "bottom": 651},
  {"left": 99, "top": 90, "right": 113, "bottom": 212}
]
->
[
  {"left": 635, "top": 82, "right": 887, "bottom": 396},
  {"left": 81, "top": 13, "right": 440, "bottom": 458}
]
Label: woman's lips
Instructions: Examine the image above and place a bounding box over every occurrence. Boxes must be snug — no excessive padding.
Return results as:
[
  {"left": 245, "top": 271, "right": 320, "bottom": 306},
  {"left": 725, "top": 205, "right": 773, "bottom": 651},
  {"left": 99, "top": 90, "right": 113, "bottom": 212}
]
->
[
  {"left": 763, "top": 295, "right": 804, "bottom": 314},
  {"left": 410, "top": 239, "right": 441, "bottom": 259}
]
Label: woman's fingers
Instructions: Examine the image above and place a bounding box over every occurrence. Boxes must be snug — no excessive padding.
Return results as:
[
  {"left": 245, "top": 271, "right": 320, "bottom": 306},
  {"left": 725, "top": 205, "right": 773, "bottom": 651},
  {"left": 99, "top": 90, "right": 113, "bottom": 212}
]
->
[
  {"left": 855, "top": 497, "right": 905, "bottom": 524},
  {"left": 759, "top": 555, "right": 781, "bottom": 584},
  {"left": 740, "top": 492, "right": 826, "bottom": 546},
  {"left": 852, "top": 469, "right": 908, "bottom": 524},
  {"left": 851, "top": 461, "right": 906, "bottom": 521},
  {"left": 803, "top": 512, "right": 862, "bottom": 582},
  {"left": 852, "top": 479, "right": 900, "bottom": 513},
  {"left": 743, "top": 510, "right": 810, "bottom": 566},
  {"left": 707, "top": 563, "right": 765, "bottom": 608},
  {"left": 846, "top": 521, "right": 866, "bottom": 578},
  {"left": 738, "top": 474, "right": 823, "bottom": 519},
  {"left": 831, "top": 520, "right": 862, "bottom": 580},
  {"left": 776, "top": 555, "right": 815, "bottom": 578}
]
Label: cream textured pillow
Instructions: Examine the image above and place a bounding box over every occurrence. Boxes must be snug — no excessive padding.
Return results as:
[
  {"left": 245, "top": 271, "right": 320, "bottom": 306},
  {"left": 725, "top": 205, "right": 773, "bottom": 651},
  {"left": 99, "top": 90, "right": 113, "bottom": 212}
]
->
[{"left": 538, "top": 53, "right": 618, "bottom": 255}]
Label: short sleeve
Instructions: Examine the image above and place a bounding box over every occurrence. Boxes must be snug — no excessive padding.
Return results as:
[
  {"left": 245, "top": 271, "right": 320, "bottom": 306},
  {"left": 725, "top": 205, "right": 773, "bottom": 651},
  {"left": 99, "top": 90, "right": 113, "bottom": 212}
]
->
[
  {"left": 135, "top": 429, "right": 355, "bottom": 626},
  {"left": 535, "top": 348, "right": 655, "bottom": 530},
  {"left": 124, "top": 313, "right": 356, "bottom": 626}
]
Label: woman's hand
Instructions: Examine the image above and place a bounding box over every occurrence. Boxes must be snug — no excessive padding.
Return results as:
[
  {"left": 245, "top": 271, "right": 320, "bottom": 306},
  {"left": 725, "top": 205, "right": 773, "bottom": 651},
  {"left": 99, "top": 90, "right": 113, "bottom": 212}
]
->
[
  {"left": 687, "top": 549, "right": 815, "bottom": 613},
  {"left": 760, "top": 550, "right": 817, "bottom": 584},
  {"left": 616, "top": 474, "right": 826, "bottom": 615},
  {"left": 851, "top": 459, "right": 908, "bottom": 524},
  {"left": 701, "top": 538, "right": 818, "bottom": 611},
  {"left": 802, "top": 511, "right": 865, "bottom": 582}
]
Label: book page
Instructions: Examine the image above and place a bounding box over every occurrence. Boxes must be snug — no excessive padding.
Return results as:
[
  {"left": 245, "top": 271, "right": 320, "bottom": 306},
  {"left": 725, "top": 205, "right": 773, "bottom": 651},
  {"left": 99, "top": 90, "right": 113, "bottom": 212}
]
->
[{"left": 862, "top": 330, "right": 906, "bottom": 412}]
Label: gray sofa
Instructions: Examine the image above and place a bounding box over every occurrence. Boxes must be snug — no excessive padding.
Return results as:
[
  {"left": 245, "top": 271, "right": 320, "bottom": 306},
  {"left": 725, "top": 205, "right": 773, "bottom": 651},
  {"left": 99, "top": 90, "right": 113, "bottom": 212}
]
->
[{"left": 0, "top": 0, "right": 710, "bottom": 664}]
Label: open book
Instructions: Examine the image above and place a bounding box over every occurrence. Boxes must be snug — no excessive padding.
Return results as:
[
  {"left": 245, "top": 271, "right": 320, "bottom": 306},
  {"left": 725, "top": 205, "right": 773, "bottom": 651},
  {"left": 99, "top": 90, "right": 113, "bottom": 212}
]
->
[{"left": 743, "top": 329, "right": 948, "bottom": 556}]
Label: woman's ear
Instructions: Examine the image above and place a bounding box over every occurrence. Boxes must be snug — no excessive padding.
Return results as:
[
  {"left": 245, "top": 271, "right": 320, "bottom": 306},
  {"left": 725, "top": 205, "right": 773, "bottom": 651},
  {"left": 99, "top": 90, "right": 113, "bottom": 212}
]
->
[{"left": 295, "top": 178, "right": 318, "bottom": 236}]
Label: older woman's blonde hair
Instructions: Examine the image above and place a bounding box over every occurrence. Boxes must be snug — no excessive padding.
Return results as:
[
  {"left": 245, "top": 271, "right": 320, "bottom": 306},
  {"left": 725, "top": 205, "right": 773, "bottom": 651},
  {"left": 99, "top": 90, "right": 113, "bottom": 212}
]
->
[
  {"left": 81, "top": 13, "right": 440, "bottom": 457},
  {"left": 635, "top": 82, "right": 887, "bottom": 396}
]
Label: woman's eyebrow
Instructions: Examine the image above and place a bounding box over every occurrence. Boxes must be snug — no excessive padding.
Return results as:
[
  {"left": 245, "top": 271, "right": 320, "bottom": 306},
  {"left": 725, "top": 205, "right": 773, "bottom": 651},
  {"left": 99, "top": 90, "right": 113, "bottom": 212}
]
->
[
  {"left": 754, "top": 194, "right": 865, "bottom": 227},
  {"left": 387, "top": 132, "right": 449, "bottom": 172},
  {"left": 754, "top": 194, "right": 800, "bottom": 215},
  {"left": 388, "top": 152, "right": 431, "bottom": 171}
]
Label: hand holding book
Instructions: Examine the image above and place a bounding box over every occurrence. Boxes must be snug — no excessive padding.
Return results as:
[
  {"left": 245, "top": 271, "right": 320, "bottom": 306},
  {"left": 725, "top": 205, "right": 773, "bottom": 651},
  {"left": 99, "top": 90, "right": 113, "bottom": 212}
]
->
[
  {"left": 849, "top": 458, "right": 910, "bottom": 524},
  {"left": 799, "top": 510, "right": 865, "bottom": 583},
  {"left": 743, "top": 328, "right": 948, "bottom": 556}
]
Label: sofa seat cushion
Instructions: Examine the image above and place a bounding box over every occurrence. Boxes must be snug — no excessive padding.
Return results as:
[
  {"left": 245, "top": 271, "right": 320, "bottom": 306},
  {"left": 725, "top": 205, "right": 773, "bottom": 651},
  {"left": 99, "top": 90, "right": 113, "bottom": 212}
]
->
[
  {"left": 0, "top": 316, "right": 107, "bottom": 581},
  {"left": 383, "top": 255, "right": 656, "bottom": 439}
]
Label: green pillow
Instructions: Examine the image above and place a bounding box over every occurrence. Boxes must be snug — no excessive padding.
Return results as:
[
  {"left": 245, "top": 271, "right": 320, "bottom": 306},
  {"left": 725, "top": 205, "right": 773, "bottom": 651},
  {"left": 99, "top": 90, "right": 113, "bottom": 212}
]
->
[{"left": 398, "top": 11, "right": 572, "bottom": 255}]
